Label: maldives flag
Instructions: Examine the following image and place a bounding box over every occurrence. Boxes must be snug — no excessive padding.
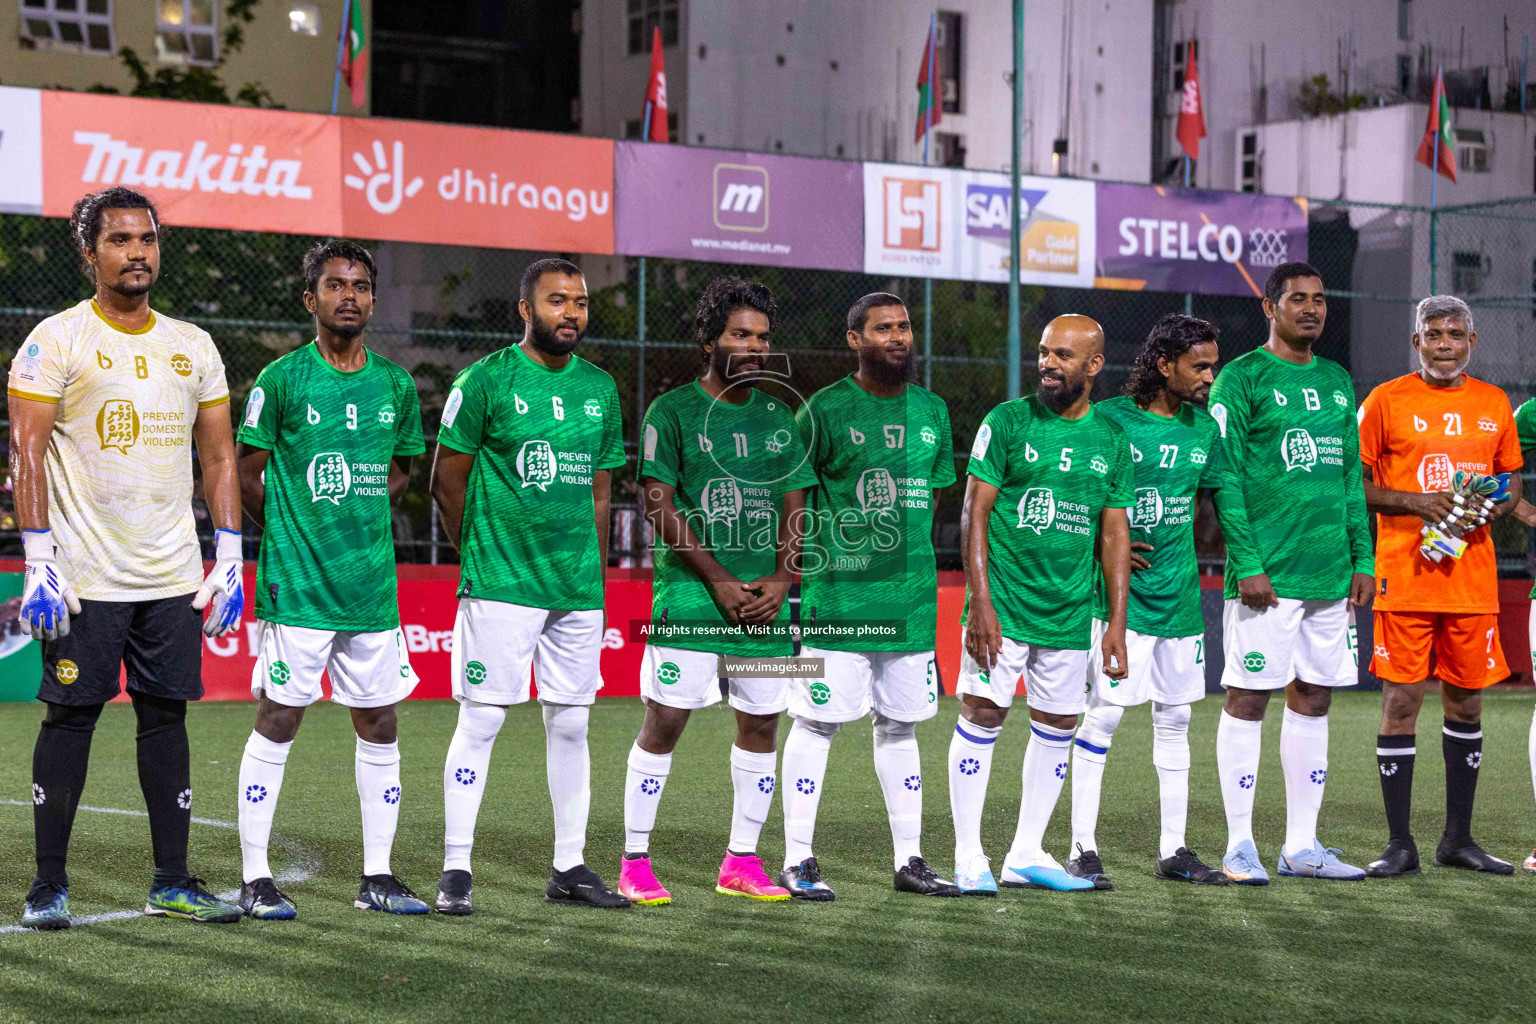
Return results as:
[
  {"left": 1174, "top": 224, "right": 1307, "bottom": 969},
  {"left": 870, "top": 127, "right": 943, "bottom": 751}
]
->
[
  {"left": 913, "top": 17, "right": 942, "bottom": 145},
  {"left": 341, "top": 0, "right": 367, "bottom": 109},
  {"left": 1415, "top": 68, "right": 1457, "bottom": 183},
  {"left": 1176, "top": 41, "right": 1206, "bottom": 160},
  {"left": 644, "top": 26, "right": 669, "bottom": 142}
]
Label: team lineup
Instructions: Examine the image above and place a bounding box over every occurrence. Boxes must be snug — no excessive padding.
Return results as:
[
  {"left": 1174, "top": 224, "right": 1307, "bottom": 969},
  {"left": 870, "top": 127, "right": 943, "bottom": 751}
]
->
[{"left": 9, "top": 186, "right": 1536, "bottom": 929}]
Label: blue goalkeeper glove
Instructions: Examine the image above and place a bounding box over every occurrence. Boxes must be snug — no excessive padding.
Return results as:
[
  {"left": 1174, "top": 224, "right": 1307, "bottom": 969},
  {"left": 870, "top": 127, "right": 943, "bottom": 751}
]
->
[
  {"left": 192, "top": 529, "right": 244, "bottom": 638},
  {"left": 19, "top": 529, "right": 81, "bottom": 641}
]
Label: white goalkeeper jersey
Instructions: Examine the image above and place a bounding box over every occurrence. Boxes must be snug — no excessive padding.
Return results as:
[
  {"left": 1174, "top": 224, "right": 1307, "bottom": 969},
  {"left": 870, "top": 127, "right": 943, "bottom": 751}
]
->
[{"left": 7, "top": 299, "right": 229, "bottom": 600}]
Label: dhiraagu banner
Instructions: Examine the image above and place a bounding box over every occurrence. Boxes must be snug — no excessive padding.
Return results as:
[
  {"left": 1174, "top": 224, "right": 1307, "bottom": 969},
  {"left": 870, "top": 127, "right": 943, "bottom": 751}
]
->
[{"left": 0, "top": 572, "right": 40, "bottom": 701}]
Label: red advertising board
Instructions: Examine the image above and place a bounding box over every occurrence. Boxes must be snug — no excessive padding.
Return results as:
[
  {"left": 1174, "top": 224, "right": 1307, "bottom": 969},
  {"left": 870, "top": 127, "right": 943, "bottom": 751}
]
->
[
  {"left": 339, "top": 119, "right": 614, "bottom": 254},
  {"left": 41, "top": 91, "right": 343, "bottom": 236}
]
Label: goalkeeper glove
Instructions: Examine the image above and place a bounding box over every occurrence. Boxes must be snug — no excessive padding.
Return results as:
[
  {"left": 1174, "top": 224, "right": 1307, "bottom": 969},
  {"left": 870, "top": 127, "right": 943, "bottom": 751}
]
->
[
  {"left": 192, "top": 529, "right": 244, "bottom": 638},
  {"left": 19, "top": 529, "right": 81, "bottom": 641}
]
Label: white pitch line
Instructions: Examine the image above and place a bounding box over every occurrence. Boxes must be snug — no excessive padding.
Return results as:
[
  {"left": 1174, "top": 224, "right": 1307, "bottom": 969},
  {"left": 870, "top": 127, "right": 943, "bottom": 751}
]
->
[{"left": 0, "top": 798, "right": 319, "bottom": 934}]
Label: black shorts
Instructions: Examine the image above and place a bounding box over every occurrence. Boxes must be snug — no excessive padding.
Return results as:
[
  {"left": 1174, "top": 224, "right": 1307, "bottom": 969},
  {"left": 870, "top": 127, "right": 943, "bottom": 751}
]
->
[{"left": 39, "top": 594, "right": 204, "bottom": 706}]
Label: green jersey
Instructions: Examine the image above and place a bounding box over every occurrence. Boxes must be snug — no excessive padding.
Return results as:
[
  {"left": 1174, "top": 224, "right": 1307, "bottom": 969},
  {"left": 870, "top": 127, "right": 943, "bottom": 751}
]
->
[
  {"left": 1207, "top": 346, "right": 1372, "bottom": 600},
  {"left": 1513, "top": 397, "right": 1536, "bottom": 597},
  {"left": 796, "top": 376, "right": 956, "bottom": 652},
  {"left": 239, "top": 342, "right": 424, "bottom": 632},
  {"left": 966, "top": 396, "right": 1134, "bottom": 650},
  {"left": 1090, "top": 395, "right": 1222, "bottom": 638},
  {"left": 437, "top": 344, "right": 625, "bottom": 610},
  {"left": 640, "top": 380, "right": 818, "bottom": 655}
]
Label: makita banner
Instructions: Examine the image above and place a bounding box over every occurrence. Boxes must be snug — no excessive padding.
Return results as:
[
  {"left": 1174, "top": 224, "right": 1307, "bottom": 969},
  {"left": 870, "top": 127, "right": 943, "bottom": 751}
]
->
[
  {"left": 29, "top": 90, "right": 614, "bottom": 254},
  {"left": 615, "top": 142, "right": 862, "bottom": 272},
  {"left": 41, "top": 90, "right": 344, "bottom": 236},
  {"left": 1094, "top": 184, "right": 1309, "bottom": 297}
]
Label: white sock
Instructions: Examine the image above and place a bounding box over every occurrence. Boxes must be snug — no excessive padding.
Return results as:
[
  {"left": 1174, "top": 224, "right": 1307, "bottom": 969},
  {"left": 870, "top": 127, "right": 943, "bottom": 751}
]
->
[
  {"left": 1528, "top": 705, "right": 1536, "bottom": 810},
  {"left": 1007, "top": 721, "right": 1076, "bottom": 866},
  {"left": 544, "top": 704, "right": 591, "bottom": 872},
  {"left": 781, "top": 718, "right": 838, "bottom": 868},
  {"left": 1151, "top": 701, "right": 1193, "bottom": 859},
  {"left": 1280, "top": 707, "right": 1329, "bottom": 856},
  {"left": 949, "top": 716, "right": 1001, "bottom": 865},
  {"left": 872, "top": 714, "right": 924, "bottom": 870},
  {"left": 356, "top": 737, "right": 402, "bottom": 877},
  {"left": 442, "top": 701, "right": 506, "bottom": 872},
  {"left": 237, "top": 731, "right": 291, "bottom": 883},
  {"left": 1217, "top": 711, "right": 1263, "bottom": 854},
  {"left": 729, "top": 745, "right": 777, "bottom": 854},
  {"left": 624, "top": 743, "right": 672, "bottom": 854},
  {"left": 1069, "top": 702, "right": 1123, "bottom": 854}
]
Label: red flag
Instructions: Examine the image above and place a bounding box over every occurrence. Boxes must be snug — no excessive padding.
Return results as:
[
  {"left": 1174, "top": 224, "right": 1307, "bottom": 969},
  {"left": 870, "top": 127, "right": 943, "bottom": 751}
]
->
[
  {"left": 644, "top": 27, "right": 669, "bottom": 142},
  {"left": 341, "top": 0, "right": 367, "bottom": 110},
  {"left": 913, "top": 18, "right": 942, "bottom": 145},
  {"left": 1176, "top": 42, "right": 1206, "bottom": 160},
  {"left": 1414, "top": 68, "right": 1458, "bottom": 183}
]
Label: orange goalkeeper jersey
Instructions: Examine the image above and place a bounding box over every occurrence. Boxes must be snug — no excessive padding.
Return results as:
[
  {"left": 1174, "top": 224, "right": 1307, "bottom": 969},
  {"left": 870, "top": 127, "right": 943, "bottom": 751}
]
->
[{"left": 1357, "top": 373, "right": 1521, "bottom": 613}]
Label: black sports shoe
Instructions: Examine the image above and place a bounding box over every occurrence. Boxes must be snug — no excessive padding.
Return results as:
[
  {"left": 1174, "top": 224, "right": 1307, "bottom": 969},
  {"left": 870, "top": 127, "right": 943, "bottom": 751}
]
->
[
  {"left": 355, "top": 874, "right": 431, "bottom": 914},
  {"left": 1434, "top": 836, "right": 1514, "bottom": 875},
  {"left": 780, "top": 857, "right": 836, "bottom": 901},
  {"left": 546, "top": 864, "right": 631, "bottom": 908},
  {"left": 436, "top": 869, "right": 473, "bottom": 916},
  {"left": 1066, "top": 844, "right": 1114, "bottom": 891},
  {"left": 1366, "top": 839, "right": 1421, "bottom": 878},
  {"left": 238, "top": 877, "right": 297, "bottom": 919},
  {"left": 1153, "top": 847, "right": 1230, "bottom": 885},
  {"left": 894, "top": 856, "right": 962, "bottom": 896}
]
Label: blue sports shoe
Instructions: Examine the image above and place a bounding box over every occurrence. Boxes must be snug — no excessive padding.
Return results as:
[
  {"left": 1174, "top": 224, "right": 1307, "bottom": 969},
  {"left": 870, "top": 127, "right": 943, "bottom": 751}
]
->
[
  {"left": 954, "top": 855, "right": 998, "bottom": 897},
  {"left": 1277, "top": 842, "right": 1366, "bottom": 880},
  {"left": 1000, "top": 855, "right": 1096, "bottom": 892},
  {"left": 145, "top": 876, "right": 242, "bottom": 923},
  {"left": 239, "top": 877, "right": 297, "bottom": 920},
  {"left": 1222, "top": 839, "right": 1270, "bottom": 886},
  {"left": 21, "top": 880, "right": 70, "bottom": 931},
  {"left": 355, "top": 874, "right": 431, "bottom": 914}
]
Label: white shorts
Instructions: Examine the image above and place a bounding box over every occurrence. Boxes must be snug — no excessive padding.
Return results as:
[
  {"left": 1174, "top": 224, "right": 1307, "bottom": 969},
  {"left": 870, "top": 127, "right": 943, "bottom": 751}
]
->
[
  {"left": 640, "top": 644, "right": 789, "bottom": 716},
  {"left": 451, "top": 598, "right": 604, "bottom": 706},
  {"left": 955, "top": 637, "right": 1090, "bottom": 716},
  {"left": 1220, "top": 597, "right": 1358, "bottom": 691},
  {"left": 787, "top": 647, "right": 939, "bottom": 724},
  {"left": 1088, "top": 619, "right": 1207, "bottom": 707},
  {"left": 250, "top": 620, "right": 419, "bottom": 709}
]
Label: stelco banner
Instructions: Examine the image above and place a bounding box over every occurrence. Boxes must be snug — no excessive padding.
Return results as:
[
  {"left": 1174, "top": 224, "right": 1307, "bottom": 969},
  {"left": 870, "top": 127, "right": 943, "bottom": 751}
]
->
[
  {"left": 862, "top": 162, "right": 1097, "bottom": 288},
  {"left": 615, "top": 142, "right": 863, "bottom": 271},
  {"left": 1094, "top": 184, "right": 1309, "bottom": 297}
]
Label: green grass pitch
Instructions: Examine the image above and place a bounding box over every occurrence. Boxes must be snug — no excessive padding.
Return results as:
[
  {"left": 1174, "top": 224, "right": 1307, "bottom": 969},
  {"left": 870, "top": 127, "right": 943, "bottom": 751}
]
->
[{"left": 3, "top": 692, "right": 1536, "bottom": 1024}]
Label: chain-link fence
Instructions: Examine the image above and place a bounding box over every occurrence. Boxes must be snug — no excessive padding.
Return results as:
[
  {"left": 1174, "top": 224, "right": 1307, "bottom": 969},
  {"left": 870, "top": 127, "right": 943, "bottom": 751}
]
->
[{"left": 3, "top": 195, "right": 1535, "bottom": 572}]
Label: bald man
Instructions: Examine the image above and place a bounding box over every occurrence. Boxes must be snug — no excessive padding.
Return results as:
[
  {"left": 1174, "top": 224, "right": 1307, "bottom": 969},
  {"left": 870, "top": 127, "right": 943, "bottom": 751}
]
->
[{"left": 949, "top": 314, "right": 1134, "bottom": 893}]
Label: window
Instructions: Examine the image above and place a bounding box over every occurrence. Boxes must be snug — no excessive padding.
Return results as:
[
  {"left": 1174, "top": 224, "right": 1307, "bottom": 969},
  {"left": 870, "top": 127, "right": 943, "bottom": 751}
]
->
[
  {"left": 288, "top": 2, "right": 318, "bottom": 35},
  {"left": 627, "top": 0, "right": 678, "bottom": 56},
  {"left": 1239, "top": 131, "right": 1258, "bottom": 192},
  {"left": 18, "top": 0, "right": 114, "bottom": 55},
  {"left": 1171, "top": 38, "right": 1197, "bottom": 93},
  {"left": 1454, "top": 128, "right": 1489, "bottom": 174},
  {"left": 1396, "top": 54, "right": 1411, "bottom": 95},
  {"left": 156, "top": 0, "right": 217, "bottom": 66},
  {"left": 936, "top": 11, "right": 963, "bottom": 114},
  {"left": 1452, "top": 251, "right": 1484, "bottom": 295},
  {"left": 934, "top": 131, "right": 965, "bottom": 167},
  {"left": 623, "top": 112, "right": 678, "bottom": 142},
  {"left": 1397, "top": 0, "right": 1411, "bottom": 42}
]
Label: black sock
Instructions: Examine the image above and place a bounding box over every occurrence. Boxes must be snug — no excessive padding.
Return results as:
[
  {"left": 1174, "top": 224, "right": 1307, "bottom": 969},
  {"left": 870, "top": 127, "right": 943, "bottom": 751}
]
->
[
  {"left": 131, "top": 693, "right": 191, "bottom": 881},
  {"left": 33, "top": 703, "right": 103, "bottom": 887},
  {"left": 1442, "top": 718, "right": 1483, "bottom": 842},
  {"left": 1376, "top": 733, "right": 1417, "bottom": 844}
]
